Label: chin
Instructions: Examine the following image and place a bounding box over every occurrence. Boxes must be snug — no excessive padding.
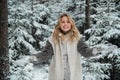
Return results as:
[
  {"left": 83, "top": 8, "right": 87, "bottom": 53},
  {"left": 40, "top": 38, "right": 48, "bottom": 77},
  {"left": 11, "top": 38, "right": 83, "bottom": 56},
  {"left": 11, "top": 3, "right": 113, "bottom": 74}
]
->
[{"left": 64, "top": 31, "right": 69, "bottom": 32}]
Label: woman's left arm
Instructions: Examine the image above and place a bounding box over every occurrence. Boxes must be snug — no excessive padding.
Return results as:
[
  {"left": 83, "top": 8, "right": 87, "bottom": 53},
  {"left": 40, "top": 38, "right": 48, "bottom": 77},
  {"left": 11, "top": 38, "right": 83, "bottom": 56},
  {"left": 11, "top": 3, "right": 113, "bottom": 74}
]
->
[{"left": 77, "top": 37, "right": 98, "bottom": 58}]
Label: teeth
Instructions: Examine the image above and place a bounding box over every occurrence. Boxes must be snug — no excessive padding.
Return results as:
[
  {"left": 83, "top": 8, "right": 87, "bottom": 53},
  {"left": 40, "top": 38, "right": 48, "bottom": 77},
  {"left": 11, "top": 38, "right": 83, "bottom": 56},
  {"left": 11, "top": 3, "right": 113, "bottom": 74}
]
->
[{"left": 64, "top": 26, "right": 68, "bottom": 28}]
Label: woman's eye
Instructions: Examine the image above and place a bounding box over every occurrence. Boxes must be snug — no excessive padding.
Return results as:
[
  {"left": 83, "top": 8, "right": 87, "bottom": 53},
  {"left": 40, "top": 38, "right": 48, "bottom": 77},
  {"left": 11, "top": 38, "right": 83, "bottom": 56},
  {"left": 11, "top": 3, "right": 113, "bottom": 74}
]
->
[
  {"left": 67, "top": 21, "right": 69, "bottom": 23},
  {"left": 61, "top": 21, "right": 69, "bottom": 23}
]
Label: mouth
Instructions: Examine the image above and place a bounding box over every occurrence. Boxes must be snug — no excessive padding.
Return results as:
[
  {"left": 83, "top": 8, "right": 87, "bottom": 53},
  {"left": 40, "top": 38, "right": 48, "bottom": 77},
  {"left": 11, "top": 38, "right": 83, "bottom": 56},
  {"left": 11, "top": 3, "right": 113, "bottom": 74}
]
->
[{"left": 63, "top": 26, "right": 69, "bottom": 29}]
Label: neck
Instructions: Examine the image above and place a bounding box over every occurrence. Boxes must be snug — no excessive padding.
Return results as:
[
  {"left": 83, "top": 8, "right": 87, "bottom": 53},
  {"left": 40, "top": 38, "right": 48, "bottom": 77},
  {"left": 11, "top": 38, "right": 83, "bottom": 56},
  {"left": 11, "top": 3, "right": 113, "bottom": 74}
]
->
[{"left": 59, "top": 31, "right": 71, "bottom": 42}]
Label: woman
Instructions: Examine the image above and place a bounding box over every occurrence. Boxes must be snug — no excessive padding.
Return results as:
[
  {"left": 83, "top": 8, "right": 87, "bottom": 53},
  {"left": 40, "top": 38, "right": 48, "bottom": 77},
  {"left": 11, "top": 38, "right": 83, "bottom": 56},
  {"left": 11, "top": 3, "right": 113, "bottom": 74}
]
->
[{"left": 30, "top": 13, "right": 99, "bottom": 80}]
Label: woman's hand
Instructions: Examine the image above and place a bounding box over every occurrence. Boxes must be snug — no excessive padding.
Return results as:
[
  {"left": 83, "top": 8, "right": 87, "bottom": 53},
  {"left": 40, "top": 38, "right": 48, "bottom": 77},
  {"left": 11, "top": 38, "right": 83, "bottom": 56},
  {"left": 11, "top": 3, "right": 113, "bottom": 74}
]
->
[
  {"left": 29, "top": 56, "right": 37, "bottom": 63},
  {"left": 92, "top": 47, "right": 102, "bottom": 55}
]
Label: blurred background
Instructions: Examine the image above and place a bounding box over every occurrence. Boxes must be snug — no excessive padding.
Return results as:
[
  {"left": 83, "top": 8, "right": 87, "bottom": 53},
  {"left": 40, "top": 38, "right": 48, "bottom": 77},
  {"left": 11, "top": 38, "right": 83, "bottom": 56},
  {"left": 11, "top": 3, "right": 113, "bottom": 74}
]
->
[{"left": 4, "top": 0, "right": 120, "bottom": 80}]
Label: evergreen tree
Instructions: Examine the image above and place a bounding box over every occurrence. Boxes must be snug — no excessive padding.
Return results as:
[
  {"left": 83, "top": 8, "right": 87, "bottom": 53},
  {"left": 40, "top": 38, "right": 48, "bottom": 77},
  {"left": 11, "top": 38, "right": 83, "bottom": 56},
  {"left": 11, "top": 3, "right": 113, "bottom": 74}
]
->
[
  {"left": 8, "top": 0, "right": 51, "bottom": 79},
  {"left": 85, "top": 0, "right": 120, "bottom": 80},
  {"left": 8, "top": 0, "right": 120, "bottom": 80}
]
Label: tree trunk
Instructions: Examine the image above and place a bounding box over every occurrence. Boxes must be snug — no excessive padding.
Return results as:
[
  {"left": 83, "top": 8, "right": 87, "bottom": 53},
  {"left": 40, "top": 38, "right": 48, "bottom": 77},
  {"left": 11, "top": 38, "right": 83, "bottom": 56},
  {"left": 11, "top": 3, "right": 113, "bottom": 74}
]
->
[
  {"left": 85, "top": 0, "right": 90, "bottom": 29},
  {"left": 0, "top": 0, "right": 9, "bottom": 80}
]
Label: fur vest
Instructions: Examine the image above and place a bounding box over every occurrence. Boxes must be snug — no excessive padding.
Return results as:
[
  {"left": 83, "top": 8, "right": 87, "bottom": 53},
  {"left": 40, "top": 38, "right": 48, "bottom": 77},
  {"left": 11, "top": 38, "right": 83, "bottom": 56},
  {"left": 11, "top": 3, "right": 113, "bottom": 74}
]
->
[
  {"left": 48, "top": 34, "right": 94, "bottom": 80},
  {"left": 34, "top": 34, "right": 94, "bottom": 80}
]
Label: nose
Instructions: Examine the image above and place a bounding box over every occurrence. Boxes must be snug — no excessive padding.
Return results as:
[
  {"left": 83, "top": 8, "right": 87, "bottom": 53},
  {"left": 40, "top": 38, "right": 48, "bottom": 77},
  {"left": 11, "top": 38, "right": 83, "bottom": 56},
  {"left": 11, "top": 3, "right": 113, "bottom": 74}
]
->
[{"left": 64, "top": 22, "right": 68, "bottom": 25}]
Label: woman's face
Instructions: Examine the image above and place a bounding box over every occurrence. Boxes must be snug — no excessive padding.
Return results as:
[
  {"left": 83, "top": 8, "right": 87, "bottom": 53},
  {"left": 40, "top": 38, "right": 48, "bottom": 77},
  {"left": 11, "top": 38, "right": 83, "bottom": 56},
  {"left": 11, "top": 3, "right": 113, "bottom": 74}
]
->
[{"left": 60, "top": 16, "right": 71, "bottom": 33}]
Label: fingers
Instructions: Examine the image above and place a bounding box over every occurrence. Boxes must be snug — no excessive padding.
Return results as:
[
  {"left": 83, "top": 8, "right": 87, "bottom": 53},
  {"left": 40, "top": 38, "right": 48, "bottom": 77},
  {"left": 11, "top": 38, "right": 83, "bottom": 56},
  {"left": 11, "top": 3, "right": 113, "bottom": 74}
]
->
[
  {"left": 92, "top": 48, "right": 98, "bottom": 55},
  {"left": 29, "top": 56, "right": 37, "bottom": 63},
  {"left": 96, "top": 47, "right": 103, "bottom": 51}
]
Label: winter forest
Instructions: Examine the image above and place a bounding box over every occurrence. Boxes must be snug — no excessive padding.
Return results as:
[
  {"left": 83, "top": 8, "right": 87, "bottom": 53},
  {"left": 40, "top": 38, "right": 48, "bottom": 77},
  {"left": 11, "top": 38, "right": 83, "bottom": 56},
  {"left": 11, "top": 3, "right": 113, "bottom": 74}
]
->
[{"left": 0, "top": 0, "right": 120, "bottom": 80}]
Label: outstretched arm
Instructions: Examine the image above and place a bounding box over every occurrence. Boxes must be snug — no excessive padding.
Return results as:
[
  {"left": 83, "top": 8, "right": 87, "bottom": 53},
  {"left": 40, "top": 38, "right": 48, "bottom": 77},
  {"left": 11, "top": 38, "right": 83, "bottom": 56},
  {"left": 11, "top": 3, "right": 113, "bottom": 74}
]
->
[
  {"left": 30, "top": 40, "right": 54, "bottom": 64},
  {"left": 77, "top": 37, "right": 97, "bottom": 58}
]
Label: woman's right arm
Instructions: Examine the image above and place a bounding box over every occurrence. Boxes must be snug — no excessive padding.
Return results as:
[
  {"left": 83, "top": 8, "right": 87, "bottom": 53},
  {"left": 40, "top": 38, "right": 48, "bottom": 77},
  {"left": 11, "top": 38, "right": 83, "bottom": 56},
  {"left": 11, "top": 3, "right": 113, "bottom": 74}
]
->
[{"left": 30, "top": 40, "right": 54, "bottom": 64}]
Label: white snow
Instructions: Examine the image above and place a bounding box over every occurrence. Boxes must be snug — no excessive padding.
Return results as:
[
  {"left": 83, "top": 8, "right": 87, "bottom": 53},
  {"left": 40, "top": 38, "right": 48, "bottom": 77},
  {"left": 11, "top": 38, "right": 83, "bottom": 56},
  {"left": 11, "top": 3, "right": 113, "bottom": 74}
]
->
[{"left": 8, "top": 0, "right": 120, "bottom": 80}]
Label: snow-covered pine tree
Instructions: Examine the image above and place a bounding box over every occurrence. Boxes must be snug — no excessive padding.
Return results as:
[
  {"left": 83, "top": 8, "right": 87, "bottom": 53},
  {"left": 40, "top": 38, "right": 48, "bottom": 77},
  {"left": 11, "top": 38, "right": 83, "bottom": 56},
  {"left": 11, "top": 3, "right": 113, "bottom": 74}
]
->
[
  {"left": 8, "top": 0, "right": 51, "bottom": 79},
  {"left": 84, "top": 0, "right": 120, "bottom": 80},
  {"left": 8, "top": 0, "right": 120, "bottom": 80}
]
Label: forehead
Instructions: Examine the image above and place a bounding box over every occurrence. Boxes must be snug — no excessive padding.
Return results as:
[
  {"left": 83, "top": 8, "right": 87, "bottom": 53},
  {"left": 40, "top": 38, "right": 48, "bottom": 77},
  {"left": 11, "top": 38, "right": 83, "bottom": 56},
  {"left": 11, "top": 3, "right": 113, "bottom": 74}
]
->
[{"left": 61, "top": 16, "right": 68, "bottom": 20}]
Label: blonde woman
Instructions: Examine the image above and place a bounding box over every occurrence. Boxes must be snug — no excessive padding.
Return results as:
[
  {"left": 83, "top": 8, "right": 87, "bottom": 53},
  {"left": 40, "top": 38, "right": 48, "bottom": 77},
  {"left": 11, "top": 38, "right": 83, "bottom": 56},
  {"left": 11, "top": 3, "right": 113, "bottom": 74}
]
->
[{"left": 30, "top": 13, "right": 99, "bottom": 80}]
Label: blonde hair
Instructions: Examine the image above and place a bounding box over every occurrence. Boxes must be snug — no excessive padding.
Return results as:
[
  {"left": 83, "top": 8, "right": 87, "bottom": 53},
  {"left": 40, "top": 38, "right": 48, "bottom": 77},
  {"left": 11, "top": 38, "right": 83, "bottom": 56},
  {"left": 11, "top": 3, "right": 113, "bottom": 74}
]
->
[{"left": 52, "top": 13, "right": 80, "bottom": 44}]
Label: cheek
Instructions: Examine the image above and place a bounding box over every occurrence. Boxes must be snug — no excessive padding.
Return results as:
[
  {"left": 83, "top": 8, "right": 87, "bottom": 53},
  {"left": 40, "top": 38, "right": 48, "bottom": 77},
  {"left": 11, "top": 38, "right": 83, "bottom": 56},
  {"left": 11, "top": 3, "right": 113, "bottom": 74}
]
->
[
  {"left": 60, "top": 24, "right": 64, "bottom": 28},
  {"left": 69, "top": 24, "right": 72, "bottom": 29},
  {"left": 61, "top": 24, "right": 63, "bottom": 27}
]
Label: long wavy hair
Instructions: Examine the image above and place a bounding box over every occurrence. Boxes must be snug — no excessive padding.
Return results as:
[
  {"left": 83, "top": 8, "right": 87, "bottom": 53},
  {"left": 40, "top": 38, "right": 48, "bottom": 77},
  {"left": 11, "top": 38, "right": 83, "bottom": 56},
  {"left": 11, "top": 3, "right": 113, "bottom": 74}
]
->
[{"left": 52, "top": 13, "right": 80, "bottom": 44}]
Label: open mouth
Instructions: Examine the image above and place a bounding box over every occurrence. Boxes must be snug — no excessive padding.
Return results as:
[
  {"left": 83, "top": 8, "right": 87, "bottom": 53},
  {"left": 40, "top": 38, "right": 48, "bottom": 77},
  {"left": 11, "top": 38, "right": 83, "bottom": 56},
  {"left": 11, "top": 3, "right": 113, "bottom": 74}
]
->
[{"left": 63, "top": 26, "right": 69, "bottom": 29}]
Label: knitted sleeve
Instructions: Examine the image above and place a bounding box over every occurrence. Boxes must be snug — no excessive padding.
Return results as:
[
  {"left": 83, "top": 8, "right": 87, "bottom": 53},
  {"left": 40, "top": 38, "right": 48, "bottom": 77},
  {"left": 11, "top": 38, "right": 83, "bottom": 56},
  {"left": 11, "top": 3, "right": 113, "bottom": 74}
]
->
[
  {"left": 77, "top": 37, "right": 94, "bottom": 58},
  {"left": 32, "top": 40, "right": 54, "bottom": 64}
]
